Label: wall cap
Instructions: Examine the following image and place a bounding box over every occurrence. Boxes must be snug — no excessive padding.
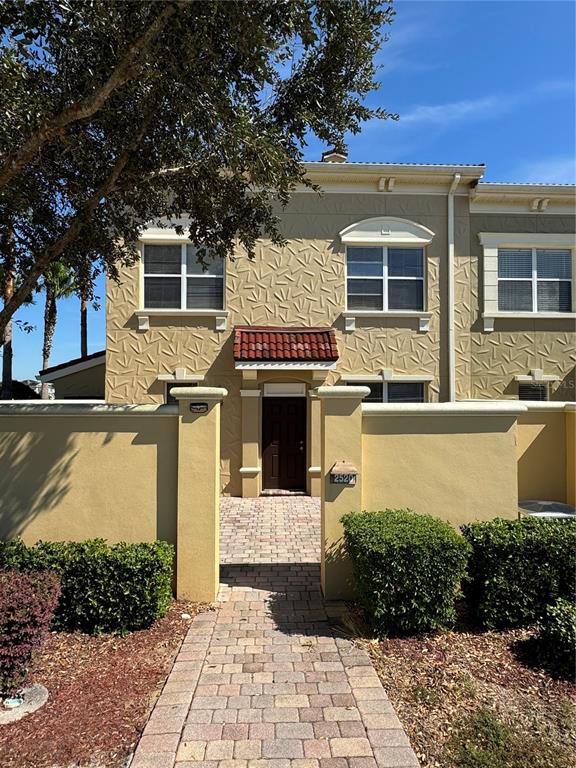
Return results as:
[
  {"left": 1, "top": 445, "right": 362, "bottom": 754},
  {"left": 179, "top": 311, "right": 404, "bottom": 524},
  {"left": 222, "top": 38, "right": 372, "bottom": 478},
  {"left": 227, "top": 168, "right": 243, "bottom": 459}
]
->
[
  {"left": 316, "top": 385, "right": 371, "bottom": 399},
  {"left": 363, "top": 401, "right": 528, "bottom": 416},
  {"left": 0, "top": 402, "right": 178, "bottom": 416},
  {"left": 170, "top": 386, "right": 227, "bottom": 401}
]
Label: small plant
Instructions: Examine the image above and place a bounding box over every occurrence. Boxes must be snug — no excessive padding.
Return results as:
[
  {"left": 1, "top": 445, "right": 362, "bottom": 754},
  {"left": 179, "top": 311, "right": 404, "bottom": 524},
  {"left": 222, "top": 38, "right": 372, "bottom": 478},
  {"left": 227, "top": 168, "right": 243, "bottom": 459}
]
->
[
  {"left": 538, "top": 599, "right": 576, "bottom": 680},
  {"left": 462, "top": 518, "right": 576, "bottom": 629},
  {"left": 342, "top": 509, "right": 470, "bottom": 637},
  {"left": 0, "top": 538, "right": 174, "bottom": 634},
  {"left": 0, "top": 570, "right": 60, "bottom": 696}
]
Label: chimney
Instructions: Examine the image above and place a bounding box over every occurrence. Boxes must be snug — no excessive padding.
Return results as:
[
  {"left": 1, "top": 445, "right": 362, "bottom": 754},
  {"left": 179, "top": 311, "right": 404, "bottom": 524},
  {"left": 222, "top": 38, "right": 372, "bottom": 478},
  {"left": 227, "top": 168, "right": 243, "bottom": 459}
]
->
[{"left": 321, "top": 146, "right": 348, "bottom": 163}]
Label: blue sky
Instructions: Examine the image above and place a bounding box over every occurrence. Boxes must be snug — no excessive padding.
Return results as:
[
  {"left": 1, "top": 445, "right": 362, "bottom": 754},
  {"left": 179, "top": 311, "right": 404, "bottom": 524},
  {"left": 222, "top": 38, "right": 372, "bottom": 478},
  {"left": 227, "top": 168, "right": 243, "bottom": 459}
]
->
[{"left": 10, "top": 0, "right": 576, "bottom": 381}]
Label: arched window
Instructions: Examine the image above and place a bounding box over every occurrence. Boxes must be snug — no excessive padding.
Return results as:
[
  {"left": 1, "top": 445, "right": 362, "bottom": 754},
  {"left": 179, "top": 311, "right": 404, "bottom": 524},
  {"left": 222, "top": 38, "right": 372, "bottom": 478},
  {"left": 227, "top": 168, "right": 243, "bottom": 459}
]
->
[{"left": 339, "top": 217, "right": 435, "bottom": 331}]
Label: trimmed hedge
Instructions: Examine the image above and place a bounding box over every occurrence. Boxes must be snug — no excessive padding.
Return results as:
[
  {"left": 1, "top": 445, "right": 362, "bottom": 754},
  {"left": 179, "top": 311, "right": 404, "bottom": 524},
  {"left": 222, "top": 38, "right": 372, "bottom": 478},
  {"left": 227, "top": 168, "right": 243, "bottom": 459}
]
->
[
  {"left": 0, "top": 539, "right": 174, "bottom": 634},
  {"left": 538, "top": 599, "right": 576, "bottom": 679},
  {"left": 0, "top": 570, "right": 60, "bottom": 695},
  {"left": 462, "top": 518, "right": 576, "bottom": 629},
  {"left": 342, "top": 509, "right": 470, "bottom": 637}
]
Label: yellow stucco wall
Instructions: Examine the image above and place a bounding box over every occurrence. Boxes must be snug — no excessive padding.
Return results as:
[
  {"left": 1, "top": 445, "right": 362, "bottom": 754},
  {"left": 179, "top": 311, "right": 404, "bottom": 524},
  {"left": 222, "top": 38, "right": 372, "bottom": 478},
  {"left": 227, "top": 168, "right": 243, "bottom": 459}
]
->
[
  {"left": 517, "top": 410, "right": 569, "bottom": 503},
  {"left": 566, "top": 409, "right": 576, "bottom": 506},
  {"left": 50, "top": 360, "right": 106, "bottom": 399},
  {"left": 105, "top": 194, "right": 575, "bottom": 496},
  {"left": 361, "top": 411, "right": 520, "bottom": 528},
  {"left": 0, "top": 409, "right": 178, "bottom": 545}
]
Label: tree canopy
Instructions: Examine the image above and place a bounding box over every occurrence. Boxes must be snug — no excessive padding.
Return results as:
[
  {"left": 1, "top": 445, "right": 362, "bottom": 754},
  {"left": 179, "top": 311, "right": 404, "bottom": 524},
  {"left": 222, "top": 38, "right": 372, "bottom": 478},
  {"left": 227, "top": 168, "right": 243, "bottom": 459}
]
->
[{"left": 0, "top": 0, "right": 395, "bottom": 339}]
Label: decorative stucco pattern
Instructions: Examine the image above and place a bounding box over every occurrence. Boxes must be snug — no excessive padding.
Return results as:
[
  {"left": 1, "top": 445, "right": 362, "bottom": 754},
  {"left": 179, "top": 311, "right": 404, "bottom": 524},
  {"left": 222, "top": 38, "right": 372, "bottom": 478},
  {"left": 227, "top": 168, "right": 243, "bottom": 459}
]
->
[
  {"left": 469, "top": 213, "right": 576, "bottom": 400},
  {"left": 106, "top": 195, "right": 575, "bottom": 492}
]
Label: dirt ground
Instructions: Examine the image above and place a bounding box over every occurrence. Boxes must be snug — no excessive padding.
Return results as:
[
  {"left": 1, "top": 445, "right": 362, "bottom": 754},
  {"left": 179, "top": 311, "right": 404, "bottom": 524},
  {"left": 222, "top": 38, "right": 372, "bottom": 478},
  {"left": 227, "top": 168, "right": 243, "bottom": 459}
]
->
[
  {"left": 361, "top": 625, "right": 576, "bottom": 768},
  {"left": 0, "top": 601, "right": 204, "bottom": 768}
]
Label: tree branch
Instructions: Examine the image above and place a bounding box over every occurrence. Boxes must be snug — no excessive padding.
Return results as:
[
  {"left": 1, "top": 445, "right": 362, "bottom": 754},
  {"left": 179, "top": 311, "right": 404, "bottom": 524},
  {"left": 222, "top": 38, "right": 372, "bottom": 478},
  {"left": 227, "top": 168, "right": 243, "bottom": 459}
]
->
[
  {"left": 0, "top": 116, "right": 153, "bottom": 338},
  {"left": 0, "top": 2, "right": 179, "bottom": 191}
]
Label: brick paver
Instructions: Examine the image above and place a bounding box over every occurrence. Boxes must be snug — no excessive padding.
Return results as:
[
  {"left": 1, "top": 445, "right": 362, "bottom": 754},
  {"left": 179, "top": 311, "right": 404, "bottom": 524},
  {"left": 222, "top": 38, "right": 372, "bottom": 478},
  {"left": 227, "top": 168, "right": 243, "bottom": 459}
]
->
[
  {"left": 220, "top": 496, "right": 321, "bottom": 564},
  {"left": 130, "top": 499, "right": 419, "bottom": 768}
]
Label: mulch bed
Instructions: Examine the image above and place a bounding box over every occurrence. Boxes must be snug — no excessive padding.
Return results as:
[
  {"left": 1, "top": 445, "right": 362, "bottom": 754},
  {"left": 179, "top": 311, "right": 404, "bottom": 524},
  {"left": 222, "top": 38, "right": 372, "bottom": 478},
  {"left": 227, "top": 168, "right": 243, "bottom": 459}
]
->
[
  {"left": 358, "top": 625, "right": 576, "bottom": 768},
  {"left": 0, "top": 601, "right": 205, "bottom": 768}
]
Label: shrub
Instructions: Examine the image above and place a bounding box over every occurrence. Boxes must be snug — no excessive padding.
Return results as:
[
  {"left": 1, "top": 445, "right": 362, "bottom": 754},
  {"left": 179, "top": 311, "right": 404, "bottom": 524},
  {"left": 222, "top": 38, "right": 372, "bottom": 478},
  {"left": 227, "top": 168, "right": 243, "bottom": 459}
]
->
[
  {"left": 342, "top": 509, "right": 470, "bottom": 637},
  {"left": 538, "top": 599, "right": 576, "bottom": 679},
  {"left": 462, "top": 518, "right": 576, "bottom": 629},
  {"left": 0, "top": 539, "right": 174, "bottom": 634},
  {"left": 0, "top": 570, "right": 60, "bottom": 696}
]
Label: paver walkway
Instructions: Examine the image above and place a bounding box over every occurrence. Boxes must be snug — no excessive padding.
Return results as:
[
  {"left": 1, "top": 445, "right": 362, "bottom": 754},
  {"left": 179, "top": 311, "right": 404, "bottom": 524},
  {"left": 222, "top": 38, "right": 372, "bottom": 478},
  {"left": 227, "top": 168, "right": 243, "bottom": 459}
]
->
[
  {"left": 220, "top": 496, "right": 321, "bottom": 564},
  {"left": 130, "top": 498, "right": 419, "bottom": 768}
]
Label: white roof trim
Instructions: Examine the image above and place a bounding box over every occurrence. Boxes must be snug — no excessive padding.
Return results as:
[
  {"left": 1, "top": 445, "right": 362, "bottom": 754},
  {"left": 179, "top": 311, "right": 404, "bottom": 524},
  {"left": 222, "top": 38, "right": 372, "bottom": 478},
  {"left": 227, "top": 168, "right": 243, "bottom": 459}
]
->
[
  {"left": 340, "top": 216, "right": 435, "bottom": 246},
  {"left": 235, "top": 361, "right": 336, "bottom": 371},
  {"left": 39, "top": 355, "right": 105, "bottom": 382},
  {"left": 478, "top": 232, "right": 576, "bottom": 248}
]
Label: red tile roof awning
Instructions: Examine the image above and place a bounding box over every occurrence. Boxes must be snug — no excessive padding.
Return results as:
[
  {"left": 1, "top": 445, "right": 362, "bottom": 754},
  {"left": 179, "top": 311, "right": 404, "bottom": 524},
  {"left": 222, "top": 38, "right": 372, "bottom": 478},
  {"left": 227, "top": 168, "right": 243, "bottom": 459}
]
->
[{"left": 233, "top": 326, "right": 339, "bottom": 362}]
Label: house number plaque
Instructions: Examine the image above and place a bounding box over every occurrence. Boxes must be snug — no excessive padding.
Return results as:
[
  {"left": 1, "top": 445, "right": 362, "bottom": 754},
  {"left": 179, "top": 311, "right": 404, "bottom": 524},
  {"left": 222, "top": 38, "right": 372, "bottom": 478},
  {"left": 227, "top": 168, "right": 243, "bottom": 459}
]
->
[
  {"left": 189, "top": 402, "right": 209, "bottom": 414},
  {"left": 330, "top": 461, "right": 358, "bottom": 486}
]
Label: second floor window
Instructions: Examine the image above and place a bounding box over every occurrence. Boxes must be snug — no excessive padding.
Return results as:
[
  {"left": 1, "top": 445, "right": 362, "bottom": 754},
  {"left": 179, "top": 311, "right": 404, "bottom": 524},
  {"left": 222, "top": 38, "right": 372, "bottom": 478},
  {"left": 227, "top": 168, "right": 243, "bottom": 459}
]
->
[
  {"left": 346, "top": 381, "right": 425, "bottom": 403},
  {"left": 143, "top": 243, "right": 224, "bottom": 310},
  {"left": 346, "top": 246, "right": 425, "bottom": 311},
  {"left": 498, "top": 248, "right": 572, "bottom": 313}
]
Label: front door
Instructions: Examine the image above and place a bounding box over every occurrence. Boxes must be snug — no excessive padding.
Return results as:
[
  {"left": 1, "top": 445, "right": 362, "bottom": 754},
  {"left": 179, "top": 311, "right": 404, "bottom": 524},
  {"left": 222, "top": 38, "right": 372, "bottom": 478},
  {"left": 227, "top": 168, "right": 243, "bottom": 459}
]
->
[{"left": 262, "top": 397, "right": 306, "bottom": 491}]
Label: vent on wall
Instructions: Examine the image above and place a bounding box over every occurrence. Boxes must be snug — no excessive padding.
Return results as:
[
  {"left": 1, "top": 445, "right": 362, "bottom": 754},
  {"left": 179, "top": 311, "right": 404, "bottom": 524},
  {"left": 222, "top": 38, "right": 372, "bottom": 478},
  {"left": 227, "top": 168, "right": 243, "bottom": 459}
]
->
[{"left": 518, "top": 383, "right": 548, "bottom": 401}]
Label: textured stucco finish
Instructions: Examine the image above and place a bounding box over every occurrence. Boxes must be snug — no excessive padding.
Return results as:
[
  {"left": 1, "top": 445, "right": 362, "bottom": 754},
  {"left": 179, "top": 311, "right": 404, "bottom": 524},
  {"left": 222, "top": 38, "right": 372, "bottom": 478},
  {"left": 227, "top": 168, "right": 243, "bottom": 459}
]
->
[
  {"left": 469, "top": 213, "right": 576, "bottom": 401},
  {"left": 106, "top": 194, "right": 575, "bottom": 495}
]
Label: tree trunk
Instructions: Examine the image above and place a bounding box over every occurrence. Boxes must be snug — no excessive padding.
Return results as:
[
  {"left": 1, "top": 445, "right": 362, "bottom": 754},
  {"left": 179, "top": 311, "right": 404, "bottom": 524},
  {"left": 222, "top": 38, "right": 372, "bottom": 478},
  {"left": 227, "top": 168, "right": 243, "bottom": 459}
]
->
[
  {"left": 80, "top": 287, "right": 88, "bottom": 358},
  {"left": 41, "top": 285, "right": 57, "bottom": 400},
  {"left": 1, "top": 246, "right": 15, "bottom": 400}
]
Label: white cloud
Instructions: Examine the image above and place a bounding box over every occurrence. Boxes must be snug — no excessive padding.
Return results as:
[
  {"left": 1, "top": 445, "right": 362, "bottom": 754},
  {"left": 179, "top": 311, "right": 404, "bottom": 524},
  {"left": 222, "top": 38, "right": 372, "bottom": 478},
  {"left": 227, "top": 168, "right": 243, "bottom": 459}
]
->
[
  {"left": 505, "top": 157, "right": 576, "bottom": 184},
  {"left": 398, "top": 80, "right": 573, "bottom": 128}
]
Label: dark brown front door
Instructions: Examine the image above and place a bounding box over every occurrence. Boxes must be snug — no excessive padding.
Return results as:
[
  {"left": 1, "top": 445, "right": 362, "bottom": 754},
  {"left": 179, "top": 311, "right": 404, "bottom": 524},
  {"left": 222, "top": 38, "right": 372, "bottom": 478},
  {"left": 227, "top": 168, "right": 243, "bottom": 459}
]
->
[{"left": 262, "top": 397, "right": 306, "bottom": 491}]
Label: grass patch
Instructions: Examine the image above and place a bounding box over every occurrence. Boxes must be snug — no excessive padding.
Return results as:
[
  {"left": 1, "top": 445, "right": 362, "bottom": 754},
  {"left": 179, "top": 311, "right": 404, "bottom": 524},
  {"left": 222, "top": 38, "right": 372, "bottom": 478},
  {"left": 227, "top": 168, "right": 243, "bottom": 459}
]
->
[{"left": 446, "top": 707, "right": 575, "bottom": 768}]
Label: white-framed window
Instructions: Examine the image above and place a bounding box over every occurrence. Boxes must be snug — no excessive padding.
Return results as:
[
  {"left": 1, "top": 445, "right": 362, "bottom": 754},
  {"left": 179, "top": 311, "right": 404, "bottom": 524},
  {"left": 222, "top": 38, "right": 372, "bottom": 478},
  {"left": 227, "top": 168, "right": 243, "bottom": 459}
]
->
[
  {"left": 518, "top": 382, "right": 548, "bottom": 401},
  {"left": 346, "top": 380, "right": 426, "bottom": 403},
  {"left": 346, "top": 246, "right": 425, "bottom": 312},
  {"left": 498, "top": 248, "right": 572, "bottom": 313},
  {"left": 143, "top": 243, "right": 224, "bottom": 310}
]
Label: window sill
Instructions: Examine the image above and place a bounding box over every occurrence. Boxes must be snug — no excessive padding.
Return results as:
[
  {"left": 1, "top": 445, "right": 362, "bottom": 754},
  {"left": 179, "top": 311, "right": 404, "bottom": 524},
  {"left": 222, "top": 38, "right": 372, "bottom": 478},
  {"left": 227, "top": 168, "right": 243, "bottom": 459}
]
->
[
  {"left": 482, "top": 312, "right": 576, "bottom": 332},
  {"left": 342, "top": 310, "right": 432, "bottom": 333},
  {"left": 135, "top": 309, "right": 228, "bottom": 331}
]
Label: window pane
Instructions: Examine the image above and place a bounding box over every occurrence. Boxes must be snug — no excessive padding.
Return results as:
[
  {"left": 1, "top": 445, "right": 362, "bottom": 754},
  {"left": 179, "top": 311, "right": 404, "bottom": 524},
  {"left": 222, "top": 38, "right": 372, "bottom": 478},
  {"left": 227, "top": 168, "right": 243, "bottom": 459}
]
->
[
  {"left": 347, "top": 247, "right": 383, "bottom": 277},
  {"left": 347, "top": 279, "right": 383, "bottom": 310},
  {"left": 387, "top": 382, "right": 425, "bottom": 403},
  {"left": 388, "top": 279, "right": 423, "bottom": 310},
  {"left": 144, "top": 277, "right": 181, "bottom": 308},
  {"left": 143, "top": 244, "right": 181, "bottom": 274},
  {"left": 537, "top": 281, "right": 572, "bottom": 312},
  {"left": 186, "top": 245, "right": 224, "bottom": 276},
  {"left": 498, "top": 249, "right": 532, "bottom": 278},
  {"left": 519, "top": 383, "right": 548, "bottom": 401},
  {"left": 187, "top": 277, "right": 224, "bottom": 309},
  {"left": 536, "top": 249, "right": 572, "bottom": 279},
  {"left": 498, "top": 281, "right": 532, "bottom": 311},
  {"left": 346, "top": 381, "right": 383, "bottom": 403},
  {"left": 388, "top": 248, "right": 424, "bottom": 278}
]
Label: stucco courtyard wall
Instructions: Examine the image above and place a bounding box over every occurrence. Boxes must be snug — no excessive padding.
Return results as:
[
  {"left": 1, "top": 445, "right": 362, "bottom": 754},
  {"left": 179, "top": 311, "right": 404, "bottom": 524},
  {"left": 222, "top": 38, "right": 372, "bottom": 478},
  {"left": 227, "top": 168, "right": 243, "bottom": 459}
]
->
[
  {"left": 517, "top": 404, "right": 576, "bottom": 504},
  {"left": 0, "top": 391, "right": 225, "bottom": 602},
  {"left": 318, "top": 387, "right": 526, "bottom": 599}
]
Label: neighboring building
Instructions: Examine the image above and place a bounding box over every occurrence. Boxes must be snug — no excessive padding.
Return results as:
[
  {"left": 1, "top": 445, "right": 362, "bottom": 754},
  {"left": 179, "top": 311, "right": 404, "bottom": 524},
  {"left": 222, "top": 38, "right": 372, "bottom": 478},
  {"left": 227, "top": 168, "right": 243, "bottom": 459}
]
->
[
  {"left": 103, "top": 158, "right": 575, "bottom": 496},
  {"left": 39, "top": 350, "right": 105, "bottom": 400}
]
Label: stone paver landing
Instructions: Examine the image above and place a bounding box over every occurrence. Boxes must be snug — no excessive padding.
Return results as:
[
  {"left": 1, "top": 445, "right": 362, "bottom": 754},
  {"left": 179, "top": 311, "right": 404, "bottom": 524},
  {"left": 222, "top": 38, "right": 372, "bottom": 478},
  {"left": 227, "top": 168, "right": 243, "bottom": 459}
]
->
[{"left": 131, "top": 559, "right": 419, "bottom": 768}]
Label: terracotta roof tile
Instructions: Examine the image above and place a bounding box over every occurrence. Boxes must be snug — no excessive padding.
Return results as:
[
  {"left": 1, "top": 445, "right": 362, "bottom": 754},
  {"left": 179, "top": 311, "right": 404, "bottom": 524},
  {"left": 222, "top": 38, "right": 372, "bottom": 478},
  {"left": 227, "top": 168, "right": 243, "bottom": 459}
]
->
[{"left": 233, "top": 326, "right": 339, "bottom": 362}]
